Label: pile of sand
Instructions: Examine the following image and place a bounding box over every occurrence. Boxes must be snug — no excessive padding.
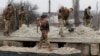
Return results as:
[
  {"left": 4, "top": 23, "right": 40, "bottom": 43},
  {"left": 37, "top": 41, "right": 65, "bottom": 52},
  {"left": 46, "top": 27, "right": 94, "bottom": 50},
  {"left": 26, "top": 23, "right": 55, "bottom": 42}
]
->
[
  {"left": 11, "top": 24, "right": 98, "bottom": 38},
  {"left": 11, "top": 24, "right": 60, "bottom": 38},
  {"left": 95, "top": 30, "right": 100, "bottom": 35},
  {"left": 11, "top": 24, "right": 41, "bottom": 37},
  {"left": 63, "top": 25, "right": 97, "bottom": 38},
  {"left": 0, "top": 46, "right": 81, "bottom": 54},
  {"left": 73, "top": 25, "right": 97, "bottom": 38},
  {"left": 52, "top": 47, "right": 81, "bottom": 54}
]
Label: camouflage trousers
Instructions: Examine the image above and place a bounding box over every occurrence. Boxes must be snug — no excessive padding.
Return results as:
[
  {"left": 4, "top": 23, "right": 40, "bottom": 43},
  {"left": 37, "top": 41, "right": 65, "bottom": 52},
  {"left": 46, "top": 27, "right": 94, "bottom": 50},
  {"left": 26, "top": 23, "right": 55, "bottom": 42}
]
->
[
  {"left": 19, "top": 19, "right": 26, "bottom": 27},
  {"left": 38, "top": 30, "right": 52, "bottom": 51},
  {"left": 4, "top": 20, "right": 10, "bottom": 35},
  {"left": 58, "top": 19, "right": 65, "bottom": 37},
  {"left": 83, "top": 17, "right": 92, "bottom": 27}
]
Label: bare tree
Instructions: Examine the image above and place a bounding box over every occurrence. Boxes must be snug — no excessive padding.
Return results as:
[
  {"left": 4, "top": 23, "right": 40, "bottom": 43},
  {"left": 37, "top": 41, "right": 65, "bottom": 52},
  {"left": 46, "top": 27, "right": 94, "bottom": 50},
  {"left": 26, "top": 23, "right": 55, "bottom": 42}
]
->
[{"left": 7, "top": 1, "right": 39, "bottom": 30}]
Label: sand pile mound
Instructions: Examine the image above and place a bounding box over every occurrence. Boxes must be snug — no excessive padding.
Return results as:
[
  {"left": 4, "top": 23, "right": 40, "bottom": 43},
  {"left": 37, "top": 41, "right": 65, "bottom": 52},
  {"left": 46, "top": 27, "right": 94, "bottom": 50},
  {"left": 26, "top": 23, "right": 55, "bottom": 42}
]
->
[
  {"left": 11, "top": 24, "right": 40, "bottom": 37},
  {"left": 74, "top": 25, "right": 97, "bottom": 38},
  {"left": 95, "top": 30, "right": 100, "bottom": 35},
  {"left": 63, "top": 25, "right": 97, "bottom": 38},
  {"left": 11, "top": 24, "right": 60, "bottom": 38},
  {"left": 11, "top": 24, "right": 97, "bottom": 38}
]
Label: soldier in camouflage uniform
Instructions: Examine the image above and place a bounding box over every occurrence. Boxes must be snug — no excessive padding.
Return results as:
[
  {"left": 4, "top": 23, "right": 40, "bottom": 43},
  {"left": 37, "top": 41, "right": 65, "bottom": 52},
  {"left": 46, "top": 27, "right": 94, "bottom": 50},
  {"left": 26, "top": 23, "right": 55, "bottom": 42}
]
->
[
  {"left": 2, "top": 4, "right": 15, "bottom": 36},
  {"left": 83, "top": 6, "right": 92, "bottom": 27},
  {"left": 18, "top": 6, "right": 26, "bottom": 27},
  {"left": 37, "top": 15, "right": 52, "bottom": 51},
  {"left": 58, "top": 6, "right": 73, "bottom": 37}
]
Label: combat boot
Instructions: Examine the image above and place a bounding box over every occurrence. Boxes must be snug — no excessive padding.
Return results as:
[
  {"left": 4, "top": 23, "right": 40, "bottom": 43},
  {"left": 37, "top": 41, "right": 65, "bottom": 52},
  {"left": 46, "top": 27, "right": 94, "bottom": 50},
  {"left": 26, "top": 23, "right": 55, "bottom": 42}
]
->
[{"left": 6, "top": 31, "right": 10, "bottom": 36}]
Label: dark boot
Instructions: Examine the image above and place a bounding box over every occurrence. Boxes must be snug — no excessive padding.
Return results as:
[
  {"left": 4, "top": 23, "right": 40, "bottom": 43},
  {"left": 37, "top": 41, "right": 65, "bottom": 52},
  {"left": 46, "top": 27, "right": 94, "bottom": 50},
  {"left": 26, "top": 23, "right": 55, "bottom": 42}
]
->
[
  {"left": 6, "top": 31, "right": 10, "bottom": 36},
  {"left": 68, "top": 28, "right": 74, "bottom": 32}
]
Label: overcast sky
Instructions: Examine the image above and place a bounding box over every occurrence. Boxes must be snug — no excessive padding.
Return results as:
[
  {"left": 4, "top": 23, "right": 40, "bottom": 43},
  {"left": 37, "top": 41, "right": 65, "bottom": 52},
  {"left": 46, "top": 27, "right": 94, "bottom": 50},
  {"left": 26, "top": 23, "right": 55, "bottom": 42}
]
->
[{"left": 0, "top": 0, "right": 100, "bottom": 13}]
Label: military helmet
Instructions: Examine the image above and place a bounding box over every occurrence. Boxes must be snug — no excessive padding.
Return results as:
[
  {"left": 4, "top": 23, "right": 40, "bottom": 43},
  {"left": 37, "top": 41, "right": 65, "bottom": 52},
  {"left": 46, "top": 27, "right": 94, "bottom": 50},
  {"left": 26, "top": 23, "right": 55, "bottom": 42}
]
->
[{"left": 8, "top": 4, "right": 12, "bottom": 7}]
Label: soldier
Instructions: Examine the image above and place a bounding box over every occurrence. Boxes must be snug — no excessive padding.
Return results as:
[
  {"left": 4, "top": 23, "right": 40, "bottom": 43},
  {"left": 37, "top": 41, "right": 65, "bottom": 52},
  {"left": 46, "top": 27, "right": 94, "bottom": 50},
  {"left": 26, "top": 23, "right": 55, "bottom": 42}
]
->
[
  {"left": 37, "top": 15, "right": 52, "bottom": 51},
  {"left": 83, "top": 6, "right": 92, "bottom": 27},
  {"left": 58, "top": 6, "right": 73, "bottom": 37},
  {"left": 2, "top": 4, "right": 14, "bottom": 36},
  {"left": 18, "top": 6, "right": 26, "bottom": 27},
  {"left": 58, "top": 6, "right": 73, "bottom": 26}
]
